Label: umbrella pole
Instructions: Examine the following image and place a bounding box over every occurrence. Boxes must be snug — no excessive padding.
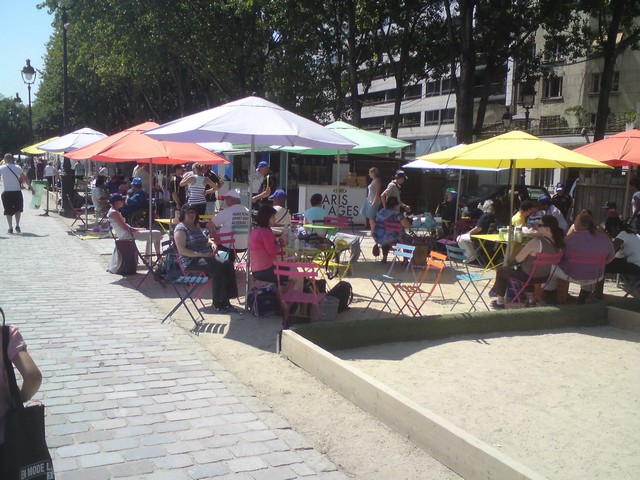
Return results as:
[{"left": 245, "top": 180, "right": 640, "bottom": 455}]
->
[
  {"left": 84, "top": 181, "right": 89, "bottom": 232},
  {"left": 149, "top": 160, "right": 154, "bottom": 256},
  {"left": 622, "top": 166, "right": 633, "bottom": 220},
  {"left": 454, "top": 170, "right": 462, "bottom": 224},
  {"left": 245, "top": 136, "right": 256, "bottom": 309},
  {"left": 504, "top": 161, "right": 517, "bottom": 304}
]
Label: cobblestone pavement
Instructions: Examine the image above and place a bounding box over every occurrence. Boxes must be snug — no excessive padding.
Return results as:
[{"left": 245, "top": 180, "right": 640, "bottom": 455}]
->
[{"left": 0, "top": 200, "right": 347, "bottom": 479}]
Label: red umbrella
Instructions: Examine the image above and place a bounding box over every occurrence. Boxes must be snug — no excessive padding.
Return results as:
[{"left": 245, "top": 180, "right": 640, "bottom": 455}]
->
[
  {"left": 66, "top": 121, "right": 228, "bottom": 165},
  {"left": 574, "top": 129, "right": 640, "bottom": 218}
]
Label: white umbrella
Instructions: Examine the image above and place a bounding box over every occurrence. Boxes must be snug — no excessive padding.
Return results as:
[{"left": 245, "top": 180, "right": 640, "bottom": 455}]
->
[
  {"left": 145, "top": 96, "right": 357, "bottom": 307},
  {"left": 38, "top": 128, "right": 107, "bottom": 153}
]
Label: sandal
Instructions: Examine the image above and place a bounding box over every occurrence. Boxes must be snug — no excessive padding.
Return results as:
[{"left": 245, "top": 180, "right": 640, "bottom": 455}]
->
[{"left": 372, "top": 244, "right": 380, "bottom": 256}]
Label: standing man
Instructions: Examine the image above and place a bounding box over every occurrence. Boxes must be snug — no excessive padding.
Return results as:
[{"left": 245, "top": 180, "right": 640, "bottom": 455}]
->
[
  {"left": 551, "top": 182, "right": 572, "bottom": 222},
  {"left": 251, "top": 161, "right": 278, "bottom": 208},
  {"left": 43, "top": 162, "right": 57, "bottom": 189},
  {"left": 380, "top": 170, "right": 411, "bottom": 213},
  {"left": 169, "top": 164, "right": 187, "bottom": 213},
  {"left": 0, "top": 153, "right": 34, "bottom": 233}
]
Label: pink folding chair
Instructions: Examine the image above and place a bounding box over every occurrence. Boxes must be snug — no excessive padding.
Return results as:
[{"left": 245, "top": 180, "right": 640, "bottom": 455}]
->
[
  {"left": 274, "top": 260, "right": 327, "bottom": 329},
  {"left": 508, "top": 252, "right": 563, "bottom": 305}
]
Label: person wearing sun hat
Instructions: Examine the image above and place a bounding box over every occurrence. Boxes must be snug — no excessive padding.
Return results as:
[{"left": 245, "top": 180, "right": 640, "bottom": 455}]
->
[
  {"left": 208, "top": 188, "right": 250, "bottom": 262},
  {"left": 251, "top": 160, "right": 278, "bottom": 208},
  {"left": 380, "top": 169, "right": 411, "bottom": 213}
]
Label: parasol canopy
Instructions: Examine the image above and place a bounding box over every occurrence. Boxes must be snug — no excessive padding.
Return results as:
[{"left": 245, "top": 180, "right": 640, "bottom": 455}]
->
[
  {"left": 21, "top": 137, "right": 60, "bottom": 155},
  {"left": 38, "top": 128, "right": 107, "bottom": 153}
]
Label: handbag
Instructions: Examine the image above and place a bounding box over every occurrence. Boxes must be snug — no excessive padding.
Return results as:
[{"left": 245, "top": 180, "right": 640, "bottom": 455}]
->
[{"left": 1, "top": 309, "right": 55, "bottom": 480}]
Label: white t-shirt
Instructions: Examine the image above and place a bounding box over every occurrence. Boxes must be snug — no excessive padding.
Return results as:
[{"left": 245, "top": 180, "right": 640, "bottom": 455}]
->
[
  {"left": 44, "top": 165, "right": 55, "bottom": 177},
  {"left": 273, "top": 206, "right": 291, "bottom": 228},
  {"left": 0, "top": 164, "right": 23, "bottom": 192},
  {"left": 213, "top": 203, "right": 250, "bottom": 250},
  {"left": 616, "top": 231, "right": 640, "bottom": 266}
]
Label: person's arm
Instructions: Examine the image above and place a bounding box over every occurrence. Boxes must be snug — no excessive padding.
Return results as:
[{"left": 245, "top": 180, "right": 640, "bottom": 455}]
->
[
  {"left": 380, "top": 186, "right": 390, "bottom": 208},
  {"left": 110, "top": 210, "right": 135, "bottom": 233},
  {"left": 179, "top": 176, "right": 195, "bottom": 187},
  {"left": 174, "top": 229, "right": 214, "bottom": 258},
  {"left": 514, "top": 238, "right": 539, "bottom": 264},
  {"left": 18, "top": 172, "right": 35, "bottom": 192},
  {"left": 13, "top": 350, "right": 42, "bottom": 402},
  {"left": 467, "top": 225, "right": 483, "bottom": 236},
  {"left": 400, "top": 217, "right": 411, "bottom": 229}
]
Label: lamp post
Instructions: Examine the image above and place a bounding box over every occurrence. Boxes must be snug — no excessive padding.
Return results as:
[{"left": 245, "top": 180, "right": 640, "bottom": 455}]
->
[
  {"left": 20, "top": 59, "right": 36, "bottom": 142},
  {"left": 520, "top": 82, "right": 536, "bottom": 131},
  {"left": 61, "top": 6, "right": 69, "bottom": 134}
]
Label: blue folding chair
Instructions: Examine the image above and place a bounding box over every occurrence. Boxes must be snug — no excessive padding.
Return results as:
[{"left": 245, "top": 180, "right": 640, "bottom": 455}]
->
[
  {"left": 445, "top": 244, "right": 492, "bottom": 312},
  {"left": 365, "top": 243, "right": 417, "bottom": 315}
]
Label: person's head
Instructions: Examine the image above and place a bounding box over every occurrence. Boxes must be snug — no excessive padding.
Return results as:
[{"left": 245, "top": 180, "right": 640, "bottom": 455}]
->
[
  {"left": 256, "top": 205, "right": 277, "bottom": 228},
  {"left": 192, "top": 163, "right": 204, "bottom": 175},
  {"left": 534, "top": 214, "right": 565, "bottom": 248},
  {"left": 573, "top": 211, "right": 597, "bottom": 234},
  {"left": 481, "top": 199, "right": 494, "bottom": 214},
  {"left": 256, "top": 161, "right": 270, "bottom": 175},
  {"left": 268, "top": 189, "right": 287, "bottom": 206},
  {"left": 519, "top": 200, "right": 536, "bottom": 217},
  {"left": 446, "top": 190, "right": 457, "bottom": 202},
  {"left": 386, "top": 196, "right": 400, "bottom": 210},
  {"left": 3, "top": 153, "right": 14, "bottom": 164},
  {"left": 394, "top": 170, "right": 407, "bottom": 184},
  {"left": 109, "top": 193, "right": 124, "bottom": 208},
  {"left": 95, "top": 176, "right": 106, "bottom": 187},
  {"left": 179, "top": 203, "right": 200, "bottom": 224},
  {"left": 222, "top": 188, "right": 242, "bottom": 205},
  {"left": 131, "top": 177, "right": 143, "bottom": 189},
  {"left": 604, "top": 216, "right": 627, "bottom": 238},
  {"left": 368, "top": 167, "right": 379, "bottom": 179},
  {"left": 173, "top": 164, "right": 185, "bottom": 175},
  {"left": 555, "top": 182, "right": 566, "bottom": 195},
  {"left": 537, "top": 195, "right": 551, "bottom": 207},
  {"left": 310, "top": 193, "right": 323, "bottom": 207}
]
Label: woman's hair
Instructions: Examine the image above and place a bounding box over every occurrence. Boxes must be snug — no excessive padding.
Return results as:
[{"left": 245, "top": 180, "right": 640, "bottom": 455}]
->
[
  {"left": 385, "top": 196, "right": 400, "bottom": 209},
  {"left": 179, "top": 203, "right": 200, "bottom": 224},
  {"left": 369, "top": 167, "right": 379, "bottom": 177},
  {"left": 192, "top": 163, "right": 203, "bottom": 175},
  {"left": 574, "top": 211, "right": 597, "bottom": 234},
  {"left": 95, "top": 176, "right": 106, "bottom": 187},
  {"left": 604, "top": 216, "right": 631, "bottom": 236},
  {"left": 310, "top": 193, "right": 323, "bottom": 206},
  {"left": 539, "top": 215, "right": 565, "bottom": 249},
  {"left": 256, "top": 205, "right": 276, "bottom": 227}
]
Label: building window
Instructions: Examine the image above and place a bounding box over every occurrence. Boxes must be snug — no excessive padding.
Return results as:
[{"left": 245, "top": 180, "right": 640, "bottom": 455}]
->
[
  {"left": 401, "top": 112, "right": 421, "bottom": 126},
  {"left": 425, "top": 80, "right": 439, "bottom": 97},
  {"left": 404, "top": 84, "right": 422, "bottom": 99},
  {"left": 440, "top": 108, "right": 455, "bottom": 124},
  {"left": 542, "top": 77, "right": 563, "bottom": 99},
  {"left": 425, "top": 110, "right": 439, "bottom": 125},
  {"left": 441, "top": 78, "right": 453, "bottom": 94},
  {"left": 591, "top": 71, "right": 620, "bottom": 93}
]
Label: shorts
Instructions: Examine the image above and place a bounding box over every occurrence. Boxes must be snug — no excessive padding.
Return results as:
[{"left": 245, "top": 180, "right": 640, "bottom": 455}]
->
[{"left": 2, "top": 190, "right": 24, "bottom": 216}]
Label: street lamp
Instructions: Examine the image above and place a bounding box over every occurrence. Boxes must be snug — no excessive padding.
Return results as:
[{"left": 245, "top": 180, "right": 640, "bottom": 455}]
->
[
  {"left": 520, "top": 81, "right": 536, "bottom": 131},
  {"left": 501, "top": 106, "right": 513, "bottom": 131},
  {"left": 61, "top": 6, "right": 69, "bottom": 134},
  {"left": 21, "top": 59, "right": 36, "bottom": 142}
]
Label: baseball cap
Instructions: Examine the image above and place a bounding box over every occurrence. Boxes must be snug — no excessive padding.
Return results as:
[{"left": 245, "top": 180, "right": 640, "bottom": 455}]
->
[
  {"left": 395, "top": 170, "right": 408, "bottom": 179},
  {"left": 131, "top": 177, "right": 143, "bottom": 186},
  {"left": 538, "top": 194, "right": 551, "bottom": 204},
  {"left": 555, "top": 182, "right": 564, "bottom": 191},
  {"left": 269, "top": 189, "right": 287, "bottom": 200},
  {"left": 603, "top": 200, "right": 617, "bottom": 209},
  {"left": 173, "top": 164, "right": 185, "bottom": 171},
  {"left": 222, "top": 188, "right": 241, "bottom": 199},
  {"left": 256, "top": 161, "right": 269, "bottom": 171},
  {"left": 109, "top": 193, "right": 124, "bottom": 204}
]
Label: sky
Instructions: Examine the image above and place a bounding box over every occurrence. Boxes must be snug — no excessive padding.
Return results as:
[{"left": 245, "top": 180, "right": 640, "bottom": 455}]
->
[{"left": 0, "top": 0, "right": 54, "bottom": 101}]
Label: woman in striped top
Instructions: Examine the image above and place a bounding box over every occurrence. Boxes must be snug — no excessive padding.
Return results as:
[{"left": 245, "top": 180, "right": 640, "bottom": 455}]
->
[{"left": 180, "top": 163, "right": 218, "bottom": 215}]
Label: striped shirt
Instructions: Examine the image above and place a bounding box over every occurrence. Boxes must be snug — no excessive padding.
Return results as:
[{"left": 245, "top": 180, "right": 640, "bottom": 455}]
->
[{"left": 187, "top": 175, "right": 207, "bottom": 205}]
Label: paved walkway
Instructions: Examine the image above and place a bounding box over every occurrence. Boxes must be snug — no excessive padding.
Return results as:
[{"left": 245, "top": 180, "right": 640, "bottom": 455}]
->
[{"left": 0, "top": 200, "right": 347, "bottom": 479}]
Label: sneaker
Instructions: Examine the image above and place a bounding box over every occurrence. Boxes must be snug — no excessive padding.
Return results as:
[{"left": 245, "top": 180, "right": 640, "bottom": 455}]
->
[
  {"left": 7, "top": 227, "right": 13, "bottom": 234},
  {"left": 372, "top": 244, "right": 380, "bottom": 257},
  {"left": 14, "top": 226, "right": 21, "bottom": 233}
]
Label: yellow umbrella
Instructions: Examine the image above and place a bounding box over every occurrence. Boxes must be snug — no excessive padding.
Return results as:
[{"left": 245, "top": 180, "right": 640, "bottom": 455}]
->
[
  {"left": 21, "top": 137, "right": 60, "bottom": 155},
  {"left": 418, "top": 130, "right": 612, "bottom": 255}
]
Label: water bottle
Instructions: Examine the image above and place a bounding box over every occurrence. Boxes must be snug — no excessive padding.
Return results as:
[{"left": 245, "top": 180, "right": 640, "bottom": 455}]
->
[
  {"left": 294, "top": 237, "right": 300, "bottom": 251},
  {"left": 515, "top": 226, "right": 523, "bottom": 243}
]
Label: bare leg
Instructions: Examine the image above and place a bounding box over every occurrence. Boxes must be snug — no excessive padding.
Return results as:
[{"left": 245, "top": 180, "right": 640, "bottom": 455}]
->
[
  {"left": 5, "top": 214, "right": 13, "bottom": 229},
  {"left": 369, "top": 219, "right": 376, "bottom": 236},
  {"left": 14, "top": 212, "right": 21, "bottom": 228}
]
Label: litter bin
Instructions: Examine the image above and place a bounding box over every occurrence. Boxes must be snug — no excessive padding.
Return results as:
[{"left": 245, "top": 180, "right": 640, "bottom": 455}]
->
[{"left": 30, "top": 180, "right": 47, "bottom": 209}]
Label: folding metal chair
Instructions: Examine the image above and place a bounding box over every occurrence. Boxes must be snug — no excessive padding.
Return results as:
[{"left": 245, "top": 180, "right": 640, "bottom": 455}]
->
[
  {"left": 621, "top": 275, "right": 640, "bottom": 298},
  {"left": 67, "top": 194, "right": 92, "bottom": 229},
  {"left": 446, "top": 244, "right": 493, "bottom": 311},
  {"left": 508, "top": 252, "right": 563, "bottom": 305},
  {"left": 323, "top": 216, "right": 355, "bottom": 234},
  {"left": 364, "top": 243, "right": 417, "bottom": 314},
  {"left": 393, "top": 252, "right": 447, "bottom": 317},
  {"left": 274, "top": 261, "right": 327, "bottom": 329}
]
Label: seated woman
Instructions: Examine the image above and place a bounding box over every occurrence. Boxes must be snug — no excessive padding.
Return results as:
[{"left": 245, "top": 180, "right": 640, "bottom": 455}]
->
[
  {"left": 107, "top": 193, "right": 163, "bottom": 256},
  {"left": 174, "top": 204, "right": 239, "bottom": 312},
  {"left": 372, "top": 196, "right": 411, "bottom": 263},
  {"left": 490, "top": 215, "right": 565, "bottom": 309},
  {"left": 249, "top": 205, "right": 285, "bottom": 284}
]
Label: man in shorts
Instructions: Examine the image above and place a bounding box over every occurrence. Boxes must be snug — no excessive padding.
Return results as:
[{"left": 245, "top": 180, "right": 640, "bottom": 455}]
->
[{"left": 0, "top": 153, "right": 34, "bottom": 234}]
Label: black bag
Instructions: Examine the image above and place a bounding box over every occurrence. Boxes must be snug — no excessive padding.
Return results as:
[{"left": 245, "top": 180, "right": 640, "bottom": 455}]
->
[
  {"left": 108, "top": 239, "right": 138, "bottom": 275},
  {"left": 303, "top": 278, "right": 327, "bottom": 294},
  {"left": 1, "top": 311, "right": 55, "bottom": 480},
  {"left": 248, "top": 285, "right": 281, "bottom": 317},
  {"left": 327, "top": 281, "right": 353, "bottom": 312}
]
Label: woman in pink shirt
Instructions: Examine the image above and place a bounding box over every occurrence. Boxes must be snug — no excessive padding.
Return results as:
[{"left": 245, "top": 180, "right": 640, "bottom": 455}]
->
[
  {"left": 249, "top": 205, "right": 284, "bottom": 284},
  {"left": 0, "top": 324, "right": 42, "bottom": 461}
]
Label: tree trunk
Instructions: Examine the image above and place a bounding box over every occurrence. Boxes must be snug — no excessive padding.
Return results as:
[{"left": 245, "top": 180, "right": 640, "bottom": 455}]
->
[{"left": 455, "top": 0, "right": 476, "bottom": 144}]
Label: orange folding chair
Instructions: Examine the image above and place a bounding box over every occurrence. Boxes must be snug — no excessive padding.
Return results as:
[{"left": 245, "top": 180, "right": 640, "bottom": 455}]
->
[
  {"left": 393, "top": 251, "right": 447, "bottom": 317},
  {"left": 274, "top": 261, "right": 327, "bottom": 329}
]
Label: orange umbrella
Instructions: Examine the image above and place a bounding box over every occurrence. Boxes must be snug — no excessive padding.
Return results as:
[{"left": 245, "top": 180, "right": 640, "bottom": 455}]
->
[
  {"left": 574, "top": 129, "right": 640, "bottom": 218},
  {"left": 66, "top": 121, "right": 228, "bottom": 165},
  {"left": 574, "top": 129, "right": 640, "bottom": 167}
]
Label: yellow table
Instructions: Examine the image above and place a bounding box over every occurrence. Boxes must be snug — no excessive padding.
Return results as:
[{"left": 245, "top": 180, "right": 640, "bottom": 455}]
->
[
  {"left": 471, "top": 234, "right": 507, "bottom": 270},
  {"left": 303, "top": 224, "right": 338, "bottom": 236},
  {"left": 154, "top": 218, "right": 174, "bottom": 233},
  {"left": 284, "top": 245, "right": 323, "bottom": 262}
]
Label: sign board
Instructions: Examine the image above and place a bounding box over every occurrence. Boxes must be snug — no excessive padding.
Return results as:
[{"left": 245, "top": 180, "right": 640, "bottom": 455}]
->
[{"left": 298, "top": 185, "right": 367, "bottom": 225}]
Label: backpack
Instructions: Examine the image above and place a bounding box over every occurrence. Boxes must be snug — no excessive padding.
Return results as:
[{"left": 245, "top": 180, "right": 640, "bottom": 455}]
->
[
  {"left": 247, "top": 285, "right": 281, "bottom": 317},
  {"left": 327, "top": 281, "right": 353, "bottom": 313},
  {"left": 108, "top": 240, "right": 138, "bottom": 275}
]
